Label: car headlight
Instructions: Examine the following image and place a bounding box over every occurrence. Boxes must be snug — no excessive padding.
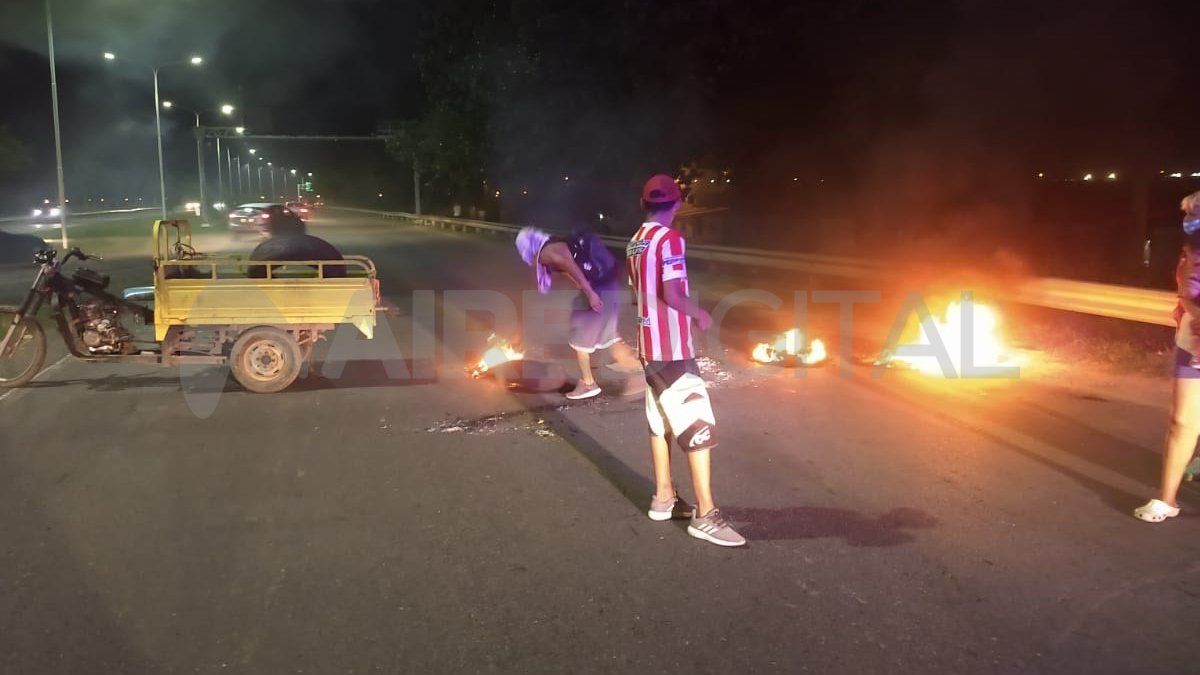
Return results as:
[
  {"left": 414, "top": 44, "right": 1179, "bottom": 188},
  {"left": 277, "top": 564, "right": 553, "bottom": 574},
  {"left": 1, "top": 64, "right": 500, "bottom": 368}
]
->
[
  {"left": 31, "top": 209, "right": 43, "bottom": 217},
  {"left": 49, "top": 207, "right": 61, "bottom": 217}
]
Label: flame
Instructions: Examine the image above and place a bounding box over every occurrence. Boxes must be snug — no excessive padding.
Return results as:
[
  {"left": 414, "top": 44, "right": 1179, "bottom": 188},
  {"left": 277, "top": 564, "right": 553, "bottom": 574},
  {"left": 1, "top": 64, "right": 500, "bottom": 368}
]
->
[
  {"left": 888, "top": 300, "right": 1012, "bottom": 376},
  {"left": 803, "top": 338, "right": 827, "bottom": 365},
  {"left": 751, "top": 329, "right": 827, "bottom": 365},
  {"left": 751, "top": 342, "right": 781, "bottom": 363},
  {"left": 470, "top": 334, "right": 525, "bottom": 377}
]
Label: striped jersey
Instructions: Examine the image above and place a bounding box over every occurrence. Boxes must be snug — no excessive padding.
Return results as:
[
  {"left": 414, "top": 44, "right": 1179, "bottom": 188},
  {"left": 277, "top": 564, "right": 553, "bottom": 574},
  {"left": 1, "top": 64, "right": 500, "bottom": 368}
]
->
[{"left": 626, "top": 222, "right": 694, "bottom": 361}]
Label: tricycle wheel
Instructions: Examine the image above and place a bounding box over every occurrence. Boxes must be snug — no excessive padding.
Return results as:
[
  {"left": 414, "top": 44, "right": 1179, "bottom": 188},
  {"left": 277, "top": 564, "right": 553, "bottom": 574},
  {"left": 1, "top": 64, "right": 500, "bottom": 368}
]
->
[
  {"left": 229, "top": 327, "right": 302, "bottom": 393},
  {"left": 0, "top": 306, "right": 47, "bottom": 389}
]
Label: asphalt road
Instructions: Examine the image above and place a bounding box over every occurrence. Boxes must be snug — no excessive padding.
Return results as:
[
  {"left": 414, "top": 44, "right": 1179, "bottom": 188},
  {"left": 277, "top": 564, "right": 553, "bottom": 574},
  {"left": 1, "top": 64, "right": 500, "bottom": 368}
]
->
[{"left": 1, "top": 211, "right": 1198, "bottom": 673}]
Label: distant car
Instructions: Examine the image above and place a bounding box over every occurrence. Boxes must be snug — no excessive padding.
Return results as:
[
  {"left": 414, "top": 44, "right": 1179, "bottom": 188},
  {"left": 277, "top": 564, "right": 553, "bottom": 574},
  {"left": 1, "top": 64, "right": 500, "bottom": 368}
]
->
[
  {"left": 227, "top": 203, "right": 306, "bottom": 238},
  {"left": 0, "top": 231, "right": 49, "bottom": 263},
  {"left": 285, "top": 201, "right": 313, "bottom": 220},
  {"left": 29, "top": 204, "right": 63, "bottom": 229}
]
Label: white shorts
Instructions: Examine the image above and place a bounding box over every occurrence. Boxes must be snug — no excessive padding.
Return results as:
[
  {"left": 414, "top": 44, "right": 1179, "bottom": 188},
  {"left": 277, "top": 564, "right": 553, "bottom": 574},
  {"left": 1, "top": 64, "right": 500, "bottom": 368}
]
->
[{"left": 644, "top": 361, "right": 717, "bottom": 452}]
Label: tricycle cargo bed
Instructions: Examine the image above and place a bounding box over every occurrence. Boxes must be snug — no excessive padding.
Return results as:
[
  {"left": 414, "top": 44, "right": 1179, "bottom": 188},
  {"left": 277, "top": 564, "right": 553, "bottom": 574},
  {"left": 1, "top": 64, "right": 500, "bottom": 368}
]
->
[
  {"left": 155, "top": 273, "right": 378, "bottom": 340},
  {"left": 152, "top": 220, "right": 379, "bottom": 341}
]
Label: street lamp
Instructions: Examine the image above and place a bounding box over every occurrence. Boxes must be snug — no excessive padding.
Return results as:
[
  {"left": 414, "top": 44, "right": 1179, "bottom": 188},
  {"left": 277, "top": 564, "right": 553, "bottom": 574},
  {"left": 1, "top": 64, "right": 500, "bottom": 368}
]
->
[
  {"left": 103, "top": 51, "right": 204, "bottom": 219},
  {"left": 161, "top": 101, "right": 233, "bottom": 224}
]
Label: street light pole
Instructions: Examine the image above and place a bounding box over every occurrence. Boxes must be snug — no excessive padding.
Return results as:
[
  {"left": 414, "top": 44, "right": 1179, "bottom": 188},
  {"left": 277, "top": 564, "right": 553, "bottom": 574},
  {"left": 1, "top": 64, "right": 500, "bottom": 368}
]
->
[
  {"left": 152, "top": 68, "right": 167, "bottom": 219},
  {"left": 235, "top": 155, "right": 242, "bottom": 195},
  {"left": 44, "top": 0, "right": 68, "bottom": 248},
  {"left": 214, "top": 136, "right": 223, "bottom": 209},
  {"left": 225, "top": 146, "right": 233, "bottom": 197},
  {"left": 103, "top": 53, "right": 202, "bottom": 221},
  {"left": 257, "top": 165, "right": 263, "bottom": 196},
  {"left": 413, "top": 157, "right": 421, "bottom": 215},
  {"left": 268, "top": 163, "right": 276, "bottom": 198},
  {"left": 191, "top": 111, "right": 207, "bottom": 224}
]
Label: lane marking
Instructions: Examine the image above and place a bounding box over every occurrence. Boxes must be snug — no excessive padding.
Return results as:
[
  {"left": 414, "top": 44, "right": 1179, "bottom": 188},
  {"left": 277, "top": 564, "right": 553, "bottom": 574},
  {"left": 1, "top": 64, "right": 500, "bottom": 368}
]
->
[{"left": 0, "top": 354, "right": 71, "bottom": 405}]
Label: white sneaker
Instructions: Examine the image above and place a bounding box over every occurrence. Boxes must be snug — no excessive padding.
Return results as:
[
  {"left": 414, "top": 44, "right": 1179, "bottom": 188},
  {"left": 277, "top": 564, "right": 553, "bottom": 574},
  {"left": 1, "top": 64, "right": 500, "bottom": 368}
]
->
[
  {"left": 688, "top": 508, "right": 746, "bottom": 547},
  {"left": 565, "top": 381, "right": 602, "bottom": 400},
  {"left": 648, "top": 494, "right": 695, "bottom": 521},
  {"left": 1133, "top": 499, "right": 1180, "bottom": 522}
]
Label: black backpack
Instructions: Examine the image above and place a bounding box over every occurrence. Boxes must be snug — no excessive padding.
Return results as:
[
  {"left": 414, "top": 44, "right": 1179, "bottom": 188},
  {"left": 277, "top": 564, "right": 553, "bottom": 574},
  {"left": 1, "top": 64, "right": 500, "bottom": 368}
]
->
[{"left": 567, "top": 229, "right": 617, "bottom": 285}]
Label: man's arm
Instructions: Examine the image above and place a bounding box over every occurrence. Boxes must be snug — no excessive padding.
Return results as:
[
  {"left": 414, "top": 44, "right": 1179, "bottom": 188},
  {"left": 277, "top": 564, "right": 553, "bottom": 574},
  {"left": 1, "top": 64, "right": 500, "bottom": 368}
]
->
[
  {"left": 540, "top": 242, "right": 602, "bottom": 311},
  {"left": 658, "top": 232, "right": 710, "bottom": 330},
  {"left": 662, "top": 279, "right": 711, "bottom": 331}
]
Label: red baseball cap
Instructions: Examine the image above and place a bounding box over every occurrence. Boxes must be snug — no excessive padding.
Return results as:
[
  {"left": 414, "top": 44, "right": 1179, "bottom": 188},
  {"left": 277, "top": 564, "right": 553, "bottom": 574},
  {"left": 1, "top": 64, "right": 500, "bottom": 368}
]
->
[{"left": 641, "top": 174, "right": 681, "bottom": 205}]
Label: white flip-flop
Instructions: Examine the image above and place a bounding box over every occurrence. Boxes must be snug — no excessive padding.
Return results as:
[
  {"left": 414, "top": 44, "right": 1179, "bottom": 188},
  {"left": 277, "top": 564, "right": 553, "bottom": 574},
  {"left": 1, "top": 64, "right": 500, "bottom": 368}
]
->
[{"left": 1133, "top": 499, "right": 1181, "bottom": 523}]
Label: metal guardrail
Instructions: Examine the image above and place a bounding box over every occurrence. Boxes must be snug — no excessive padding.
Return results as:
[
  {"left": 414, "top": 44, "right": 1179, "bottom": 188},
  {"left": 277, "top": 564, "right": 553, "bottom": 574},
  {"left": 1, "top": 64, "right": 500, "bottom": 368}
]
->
[
  {"left": 333, "top": 206, "right": 883, "bottom": 280},
  {"left": 332, "top": 206, "right": 1178, "bottom": 326},
  {"left": 1011, "top": 277, "right": 1176, "bottom": 327}
]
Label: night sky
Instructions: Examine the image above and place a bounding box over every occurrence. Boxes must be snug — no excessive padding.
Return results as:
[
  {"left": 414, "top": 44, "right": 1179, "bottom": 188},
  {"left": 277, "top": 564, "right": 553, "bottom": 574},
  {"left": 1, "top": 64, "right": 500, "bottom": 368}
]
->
[{"left": 2, "top": 0, "right": 1200, "bottom": 255}]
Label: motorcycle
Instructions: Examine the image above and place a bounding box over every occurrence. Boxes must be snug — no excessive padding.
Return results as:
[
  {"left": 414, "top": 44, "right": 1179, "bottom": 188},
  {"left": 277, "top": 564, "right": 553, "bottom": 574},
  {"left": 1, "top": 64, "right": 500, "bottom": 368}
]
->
[{"left": 0, "top": 247, "right": 153, "bottom": 388}]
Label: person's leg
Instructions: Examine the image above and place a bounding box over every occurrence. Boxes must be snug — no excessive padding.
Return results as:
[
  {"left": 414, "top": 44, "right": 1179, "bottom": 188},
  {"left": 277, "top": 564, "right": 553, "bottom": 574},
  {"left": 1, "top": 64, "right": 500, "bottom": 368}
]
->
[
  {"left": 575, "top": 348, "right": 596, "bottom": 386},
  {"left": 684, "top": 446, "right": 743, "bottom": 546},
  {"left": 565, "top": 347, "right": 601, "bottom": 399},
  {"left": 651, "top": 433, "right": 676, "bottom": 502},
  {"left": 1160, "top": 377, "right": 1200, "bottom": 505},
  {"left": 568, "top": 298, "right": 603, "bottom": 396},
  {"left": 609, "top": 340, "right": 641, "bottom": 371},
  {"left": 687, "top": 448, "right": 715, "bottom": 516}
]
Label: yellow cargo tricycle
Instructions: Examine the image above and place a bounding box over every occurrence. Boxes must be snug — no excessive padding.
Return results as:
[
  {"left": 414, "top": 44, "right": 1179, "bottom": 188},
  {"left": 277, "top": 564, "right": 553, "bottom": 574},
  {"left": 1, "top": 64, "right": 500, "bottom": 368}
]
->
[{"left": 0, "top": 220, "right": 380, "bottom": 393}]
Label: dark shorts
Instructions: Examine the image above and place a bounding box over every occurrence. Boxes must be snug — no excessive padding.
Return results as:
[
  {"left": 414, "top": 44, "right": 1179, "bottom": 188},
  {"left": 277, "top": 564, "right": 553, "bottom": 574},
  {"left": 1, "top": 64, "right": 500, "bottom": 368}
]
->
[
  {"left": 1174, "top": 347, "right": 1200, "bottom": 379},
  {"left": 569, "top": 277, "right": 622, "bottom": 353},
  {"left": 643, "top": 359, "right": 718, "bottom": 452}
]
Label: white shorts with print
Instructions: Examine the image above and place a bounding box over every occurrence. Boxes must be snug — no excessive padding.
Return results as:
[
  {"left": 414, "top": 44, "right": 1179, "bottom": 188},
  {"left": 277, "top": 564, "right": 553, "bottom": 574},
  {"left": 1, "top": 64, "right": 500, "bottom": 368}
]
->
[{"left": 644, "top": 361, "right": 717, "bottom": 452}]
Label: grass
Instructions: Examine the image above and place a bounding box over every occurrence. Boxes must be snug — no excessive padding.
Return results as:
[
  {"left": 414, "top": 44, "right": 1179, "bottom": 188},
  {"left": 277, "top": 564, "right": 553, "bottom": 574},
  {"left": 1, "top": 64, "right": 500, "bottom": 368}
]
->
[{"left": 36, "top": 212, "right": 228, "bottom": 258}]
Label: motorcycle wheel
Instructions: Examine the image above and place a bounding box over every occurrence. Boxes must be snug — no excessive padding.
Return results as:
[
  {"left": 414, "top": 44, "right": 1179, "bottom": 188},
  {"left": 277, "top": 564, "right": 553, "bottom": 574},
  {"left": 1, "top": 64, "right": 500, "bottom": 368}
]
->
[{"left": 0, "top": 306, "right": 47, "bottom": 388}]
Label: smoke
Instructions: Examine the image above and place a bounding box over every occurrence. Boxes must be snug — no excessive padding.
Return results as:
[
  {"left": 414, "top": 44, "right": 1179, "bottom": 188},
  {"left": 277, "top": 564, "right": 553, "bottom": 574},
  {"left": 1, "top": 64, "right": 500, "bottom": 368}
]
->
[
  {"left": 0, "top": 0, "right": 422, "bottom": 211},
  {"left": 838, "top": 1, "right": 1187, "bottom": 272}
]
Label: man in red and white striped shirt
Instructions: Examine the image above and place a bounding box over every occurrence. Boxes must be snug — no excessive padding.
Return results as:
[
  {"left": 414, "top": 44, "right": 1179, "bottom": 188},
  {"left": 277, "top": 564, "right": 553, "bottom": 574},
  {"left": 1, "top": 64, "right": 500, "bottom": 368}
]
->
[{"left": 625, "top": 174, "right": 744, "bottom": 547}]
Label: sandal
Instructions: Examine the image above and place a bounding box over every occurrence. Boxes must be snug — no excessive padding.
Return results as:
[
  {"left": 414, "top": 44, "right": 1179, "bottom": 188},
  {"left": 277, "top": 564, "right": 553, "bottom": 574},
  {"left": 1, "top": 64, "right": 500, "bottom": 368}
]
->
[{"left": 1133, "top": 499, "right": 1181, "bottom": 523}]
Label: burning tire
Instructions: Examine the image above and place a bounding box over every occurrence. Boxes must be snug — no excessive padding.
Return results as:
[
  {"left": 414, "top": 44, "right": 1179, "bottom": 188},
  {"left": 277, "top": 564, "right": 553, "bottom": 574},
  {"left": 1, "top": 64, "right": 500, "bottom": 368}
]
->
[{"left": 229, "top": 326, "right": 302, "bottom": 393}]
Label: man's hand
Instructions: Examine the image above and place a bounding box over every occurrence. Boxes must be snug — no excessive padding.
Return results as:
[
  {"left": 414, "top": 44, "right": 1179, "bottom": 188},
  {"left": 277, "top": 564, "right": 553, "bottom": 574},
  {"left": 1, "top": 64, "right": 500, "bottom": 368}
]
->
[
  {"left": 586, "top": 290, "right": 604, "bottom": 313},
  {"left": 695, "top": 308, "right": 712, "bottom": 332}
]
